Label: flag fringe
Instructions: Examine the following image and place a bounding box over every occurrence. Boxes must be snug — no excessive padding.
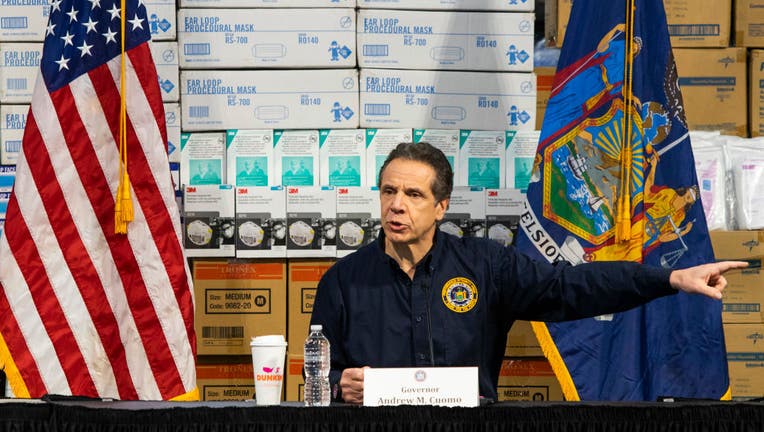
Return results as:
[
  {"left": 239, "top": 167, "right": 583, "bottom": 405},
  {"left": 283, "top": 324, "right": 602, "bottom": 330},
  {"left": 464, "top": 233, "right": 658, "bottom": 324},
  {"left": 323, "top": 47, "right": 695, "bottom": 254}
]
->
[
  {"left": 530, "top": 321, "right": 580, "bottom": 401},
  {"left": 0, "top": 331, "right": 31, "bottom": 398},
  {"left": 170, "top": 387, "right": 200, "bottom": 402}
]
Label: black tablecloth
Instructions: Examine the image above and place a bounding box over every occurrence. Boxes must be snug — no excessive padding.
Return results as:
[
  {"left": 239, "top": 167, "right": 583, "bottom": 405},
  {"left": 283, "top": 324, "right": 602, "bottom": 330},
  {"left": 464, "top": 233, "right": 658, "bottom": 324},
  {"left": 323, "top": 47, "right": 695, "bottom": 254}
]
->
[{"left": 1, "top": 399, "right": 764, "bottom": 432}]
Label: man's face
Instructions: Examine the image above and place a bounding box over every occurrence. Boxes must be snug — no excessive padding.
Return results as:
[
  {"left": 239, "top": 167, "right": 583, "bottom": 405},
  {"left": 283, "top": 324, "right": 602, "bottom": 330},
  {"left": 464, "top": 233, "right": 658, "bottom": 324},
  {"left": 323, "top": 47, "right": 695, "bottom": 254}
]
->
[{"left": 379, "top": 158, "right": 448, "bottom": 246}]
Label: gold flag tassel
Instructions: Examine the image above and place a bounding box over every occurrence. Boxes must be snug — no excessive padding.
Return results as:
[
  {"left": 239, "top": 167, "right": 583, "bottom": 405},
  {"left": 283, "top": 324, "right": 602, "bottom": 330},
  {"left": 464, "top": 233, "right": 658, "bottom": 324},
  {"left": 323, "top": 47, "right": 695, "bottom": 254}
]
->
[
  {"left": 114, "top": 0, "right": 133, "bottom": 234},
  {"left": 615, "top": 0, "right": 636, "bottom": 243}
]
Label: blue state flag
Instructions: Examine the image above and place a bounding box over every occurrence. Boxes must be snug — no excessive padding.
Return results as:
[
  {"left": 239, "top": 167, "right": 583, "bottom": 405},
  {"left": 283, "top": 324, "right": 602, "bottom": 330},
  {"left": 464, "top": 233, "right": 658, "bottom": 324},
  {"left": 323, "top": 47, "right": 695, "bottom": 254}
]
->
[{"left": 513, "top": 0, "right": 728, "bottom": 401}]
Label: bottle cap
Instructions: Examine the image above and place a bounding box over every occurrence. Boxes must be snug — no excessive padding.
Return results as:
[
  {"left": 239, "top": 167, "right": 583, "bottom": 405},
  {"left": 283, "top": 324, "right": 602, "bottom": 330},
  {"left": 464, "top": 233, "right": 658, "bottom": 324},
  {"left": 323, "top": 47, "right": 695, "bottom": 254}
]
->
[{"left": 310, "top": 324, "right": 323, "bottom": 331}]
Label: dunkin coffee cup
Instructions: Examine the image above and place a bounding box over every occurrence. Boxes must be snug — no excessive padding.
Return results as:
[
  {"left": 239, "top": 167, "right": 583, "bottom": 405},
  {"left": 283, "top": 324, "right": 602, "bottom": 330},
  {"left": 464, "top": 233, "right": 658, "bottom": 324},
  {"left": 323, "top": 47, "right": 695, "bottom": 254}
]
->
[{"left": 250, "top": 335, "right": 288, "bottom": 406}]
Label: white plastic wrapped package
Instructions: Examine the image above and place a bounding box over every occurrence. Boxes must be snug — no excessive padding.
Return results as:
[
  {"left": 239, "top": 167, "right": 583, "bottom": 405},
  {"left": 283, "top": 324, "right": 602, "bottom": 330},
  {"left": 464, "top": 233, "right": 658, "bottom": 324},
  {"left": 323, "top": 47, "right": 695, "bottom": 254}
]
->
[
  {"left": 726, "top": 141, "right": 764, "bottom": 230},
  {"left": 488, "top": 223, "right": 513, "bottom": 246},
  {"left": 338, "top": 221, "right": 364, "bottom": 247},
  {"left": 239, "top": 221, "right": 265, "bottom": 247},
  {"left": 439, "top": 221, "right": 464, "bottom": 238},
  {"left": 289, "top": 220, "right": 315, "bottom": 247},
  {"left": 691, "top": 140, "right": 727, "bottom": 231}
]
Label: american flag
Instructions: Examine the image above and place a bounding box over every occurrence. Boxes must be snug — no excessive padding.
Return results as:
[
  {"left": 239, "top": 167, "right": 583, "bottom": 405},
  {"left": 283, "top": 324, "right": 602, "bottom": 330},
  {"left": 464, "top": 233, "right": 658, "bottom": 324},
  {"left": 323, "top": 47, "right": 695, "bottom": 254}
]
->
[{"left": 0, "top": 0, "right": 196, "bottom": 400}]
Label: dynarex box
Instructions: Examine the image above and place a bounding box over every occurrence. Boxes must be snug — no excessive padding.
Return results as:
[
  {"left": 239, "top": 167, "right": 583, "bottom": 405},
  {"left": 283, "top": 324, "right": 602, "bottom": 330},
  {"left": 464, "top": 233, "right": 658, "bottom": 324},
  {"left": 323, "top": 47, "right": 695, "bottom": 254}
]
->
[
  {"left": 459, "top": 130, "right": 506, "bottom": 189},
  {"left": 486, "top": 188, "right": 525, "bottom": 247},
  {"left": 364, "top": 128, "right": 412, "bottom": 186},
  {"left": 150, "top": 42, "right": 179, "bottom": 102},
  {"left": 360, "top": 69, "right": 536, "bottom": 130},
  {"left": 235, "top": 185, "right": 286, "bottom": 258},
  {"left": 275, "top": 130, "right": 319, "bottom": 187},
  {"left": 181, "top": 69, "right": 359, "bottom": 131},
  {"left": 1, "top": 104, "right": 27, "bottom": 165},
  {"left": 357, "top": 0, "right": 534, "bottom": 11},
  {"left": 178, "top": 9, "right": 356, "bottom": 69},
  {"left": 180, "top": 132, "right": 226, "bottom": 187},
  {"left": 336, "top": 186, "right": 380, "bottom": 258},
  {"left": 164, "top": 103, "right": 181, "bottom": 163},
  {"left": 413, "top": 129, "right": 459, "bottom": 177},
  {"left": 319, "top": 129, "right": 366, "bottom": 187},
  {"left": 0, "top": 43, "right": 42, "bottom": 103},
  {"left": 0, "top": 165, "right": 15, "bottom": 193},
  {"left": 226, "top": 129, "right": 274, "bottom": 187},
  {"left": 0, "top": 3, "right": 49, "bottom": 41},
  {"left": 357, "top": 10, "right": 533, "bottom": 72},
  {"left": 145, "top": 0, "right": 176, "bottom": 41},
  {"left": 180, "top": 0, "right": 354, "bottom": 7},
  {"left": 184, "top": 184, "right": 236, "bottom": 257},
  {"left": 439, "top": 186, "right": 486, "bottom": 239},
  {"left": 506, "top": 130, "right": 539, "bottom": 191},
  {"left": 286, "top": 185, "right": 336, "bottom": 258}
]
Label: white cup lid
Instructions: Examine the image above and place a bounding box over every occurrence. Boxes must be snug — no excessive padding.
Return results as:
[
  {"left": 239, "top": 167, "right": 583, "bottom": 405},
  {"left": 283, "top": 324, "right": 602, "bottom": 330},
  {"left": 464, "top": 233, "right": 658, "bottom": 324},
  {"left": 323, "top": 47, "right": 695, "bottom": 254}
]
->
[{"left": 250, "top": 334, "right": 287, "bottom": 347}]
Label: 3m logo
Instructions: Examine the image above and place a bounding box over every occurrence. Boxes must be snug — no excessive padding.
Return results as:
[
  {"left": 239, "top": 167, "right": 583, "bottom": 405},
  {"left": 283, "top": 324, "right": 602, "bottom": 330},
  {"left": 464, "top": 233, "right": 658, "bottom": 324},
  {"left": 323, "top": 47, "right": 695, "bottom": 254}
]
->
[
  {"left": 288, "top": 188, "right": 299, "bottom": 194},
  {"left": 488, "top": 191, "right": 498, "bottom": 196},
  {"left": 238, "top": 188, "right": 248, "bottom": 194},
  {"left": 187, "top": 187, "right": 197, "bottom": 193},
  {"left": 339, "top": 188, "right": 349, "bottom": 194}
]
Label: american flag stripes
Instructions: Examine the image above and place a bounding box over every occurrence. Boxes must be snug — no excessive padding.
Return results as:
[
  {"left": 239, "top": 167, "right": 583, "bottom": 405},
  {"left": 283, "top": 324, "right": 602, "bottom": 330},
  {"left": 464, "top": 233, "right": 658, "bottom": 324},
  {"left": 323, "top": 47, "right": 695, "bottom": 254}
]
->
[{"left": 0, "top": 0, "right": 196, "bottom": 400}]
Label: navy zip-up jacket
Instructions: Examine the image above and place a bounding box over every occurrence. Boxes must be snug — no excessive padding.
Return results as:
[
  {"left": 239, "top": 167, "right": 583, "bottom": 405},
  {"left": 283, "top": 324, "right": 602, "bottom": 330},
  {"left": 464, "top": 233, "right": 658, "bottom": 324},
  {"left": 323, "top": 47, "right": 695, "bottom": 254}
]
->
[{"left": 310, "top": 229, "right": 675, "bottom": 402}]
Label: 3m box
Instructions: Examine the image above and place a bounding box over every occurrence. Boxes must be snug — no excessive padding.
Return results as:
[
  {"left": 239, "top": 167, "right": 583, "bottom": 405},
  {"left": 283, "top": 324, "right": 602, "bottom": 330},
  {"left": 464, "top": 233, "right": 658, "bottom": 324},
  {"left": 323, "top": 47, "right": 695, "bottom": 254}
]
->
[
  {"left": 0, "top": 3, "right": 49, "bottom": 41},
  {"left": 145, "top": 0, "right": 176, "bottom": 41},
  {"left": 413, "top": 129, "right": 460, "bottom": 177},
  {"left": 439, "top": 186, "right": 485, "bottom": 239},
  {"left": 0, "top": 104, "right": 27, "bottom": 165},
  {"left": 180, "top": 132, "right": 226, "bottom": 187},
  {"left": 750, "top": 50, "right": 764, "bottom": 137},
  {"left": 184, "top": 185, "right": 235, "bottom": 257},
  {"left": 336, "top": 186, "right": 380, "bottom": 257},
  {"left": 286, "top": 354, "right": 304, "bottom": 401},
  {"left": 458, "top": 130, "right": 506, "bottom": 189},
  {"left": 226, "top": 129, "right": 274, "bottom": 187},
  {"left": 360, "top": 69, "right": 536, "bottom": 131},
  {"left": 724, "top": 323, "right": 764, "bottom": 399},
  {"left": 178, "top": 9, "right": 356, "bottom": 69},
  {"left": 553, "top": 0, "right": 731, "bottom": 48},
  {"left": 497, "top": 358, "right": 563, "bottom": 401},
  {"left": 505, "top": 321, "right": 542, "bottom": 357},
  {"left": 0, "top": 43, "right": 41, "bottom": 103},
  {"left": 319, "top": 129, "right": 366, "bottom": 187},
  {"left": 164, "top": 103, "right": 181, "bottom": 163},
  {"left": 486, "top": 188, "right": 524, "bottom": 247},
  {"left": 286, "top": 186, "right": 337, "bottom": 258},
  {"left": 710, "top": 231, "right": 764, "bottom": 323},
  {"left": 197, "top": 362, "right": 255, "bottom": 401},
  {"left": 275, "top": 130, "right": 319, "bottom": 187},
  {"left": 357, "top": 0, "right": 534, "bottom": 11},
  {"left": 235, "top": 186, "right": 286, "bottom": 258},
  {"left": 673, "top": 48, "right": 747, "bottom": 137},
  {"left": 506, "top": 130, "right": 539, "bottom": 191},
  {"left": 193, "top": 260, "right": 287, "bottom": 355},
  {"left": 357, "top": 10, "right": 534, "bottom": 72},
  {"left": 180, "top": 0, "right": 354, "bottom": 7},
  {"left": 287, "top": 260, "right": 335, "bottom": 355},
  {"left": 735, "top": 0, "right": 764, "bottom": 47},
  {"left": 150, "top": 42, "right": 179, "bottom": 102},
  {"left": 365, "top": 128, "right": 412, "bottom": 185},
  {"left": 181, "top": 69, "right": 359, "bottom": 131}
]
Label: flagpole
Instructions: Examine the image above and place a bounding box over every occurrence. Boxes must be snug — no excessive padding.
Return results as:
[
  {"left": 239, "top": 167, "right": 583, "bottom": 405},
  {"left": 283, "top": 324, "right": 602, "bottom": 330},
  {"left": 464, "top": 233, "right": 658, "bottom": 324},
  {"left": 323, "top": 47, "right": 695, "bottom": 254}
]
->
[{"left": 616, "top": 0, "right": 636, "bottom": 244}]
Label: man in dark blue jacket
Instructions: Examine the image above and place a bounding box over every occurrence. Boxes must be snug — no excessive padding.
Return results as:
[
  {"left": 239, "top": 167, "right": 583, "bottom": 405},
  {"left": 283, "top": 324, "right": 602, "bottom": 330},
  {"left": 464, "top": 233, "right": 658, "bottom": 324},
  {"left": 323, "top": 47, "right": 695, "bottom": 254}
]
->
[{"left": 310, "top": 142, "right": 746, "bottom": 404}]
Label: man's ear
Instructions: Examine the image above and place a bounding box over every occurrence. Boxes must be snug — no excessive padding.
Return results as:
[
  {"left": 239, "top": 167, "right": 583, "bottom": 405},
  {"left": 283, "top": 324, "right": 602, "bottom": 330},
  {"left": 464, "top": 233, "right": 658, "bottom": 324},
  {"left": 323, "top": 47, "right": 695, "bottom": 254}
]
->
[{"left": 434, "top": 198, "right": 449, "bottom": 221}]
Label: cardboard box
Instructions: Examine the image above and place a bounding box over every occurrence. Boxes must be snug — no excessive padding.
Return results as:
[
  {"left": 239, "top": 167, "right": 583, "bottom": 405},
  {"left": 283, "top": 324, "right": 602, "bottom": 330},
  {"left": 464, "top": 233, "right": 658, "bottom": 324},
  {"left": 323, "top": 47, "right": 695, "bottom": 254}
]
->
[
  {"left": 365, "top": 128, "right": 412, "bottom": 185},
  {"left": 336, "top": 187, "right": 380, "bottom": 257},
  {"left": 196, "top": 362, "right": 255, "bottom": 401},
  {"left": 145, "top": 0, "right": 176, "bottom": 41},
  {"left": 0, "top": 43, "right": 41, "bottom": 103},
  {"left": 413, "top": 129, "right": 460, "bottom": 179},
  {"left": 674, "top": 48, "right": 747, "bottom": 137},
  {"left": 486, "top": 188, "right": 525, "bottom": 247},
  {"left": 360, "top": 69, "right": 536, "bottom": 131},
  {"left": 750, "top": 50, "right": 764, "bottom": 137},
  {"left": 286, "top": 186, "right": 337, "bottom": 258},
  {"left": 184, "top": 185, "right": 236, "bottom": 257},
  {"left": 287, "top": 260, "right": 335, "bottom": 355},
  {"left": 181, "top": 132, "right": 226, "bottom": 187},
  {"left": 180, "top": 0, "right": 354, "bottom": 7},
  {"left": 0, "top": 104, "right": 27, "bottom": 165},
  {"left": 0, "top": 4, "right": 49, "bottom": 41},
  {"left": 0, "top": 165, "right": 15, "bottom": 193},
  {"left": 181, "top": 69, "right": 359, "bottom": 131},
  {"left": 286, "top": 354, "right": 305, "bottom": 401},
  {"left": 440, "top": 186, "right": 486, "bottom": 239},
  {"left": 193, "top": 260, "right": 287, "bottom": 355},
  {"left": 357, "top": 0, "right": 534, "bottom": 11},
  {"left": 150, "top": 42, "right": 179, "bottom": 102},
  {"left": 724, "top": 323, "right": 764, "bottom": 399},
  {"left": 357, "top": 10, "right": 534, "bottom": 72},
  {"left": 506, "top": 130, "right": 540, "bottom": 191},
  {"left": 505, "top": 321, "right": 543, "bottom": 357},
  {"left": 319, "top": 129, "right": 367, "bottom": 187},
  {"left": 535, "top": 66, "right": 555, "bottom": 130},
  {"left": 275, "top": 130, "right": 320, "bottom": 187},
  {"left": 497, "top": 358, "right": 563, "bottom": 401},
  {"left": 235, "top": 186, "right": 287, "bottom": 258},
  {"left": 711, "top": 231, "right": 764, "bottom": 322},
  {"left": 178, "top": 9, "right": 356, "bottom": 69},
  {"left": 735, "top": 0, "right": 764, "bottom": 47},
  {"left": 164, "top": 103, "right": 181, "bottom": 163},
  {"left": 553, "top": 0, "right": 730, "bottom": 48},
  {"left": 458, "top": 130, "right": 507, "bottom": 189},
  {"left": 226, "top": 129, "right": 274, "bottom": 187}
]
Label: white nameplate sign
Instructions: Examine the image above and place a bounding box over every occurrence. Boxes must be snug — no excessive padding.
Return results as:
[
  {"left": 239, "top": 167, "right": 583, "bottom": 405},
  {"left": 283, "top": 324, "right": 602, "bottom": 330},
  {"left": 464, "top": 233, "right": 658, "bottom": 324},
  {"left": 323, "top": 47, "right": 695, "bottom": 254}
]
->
[{"left": 363, "top": 367, "right": 479, "bottom": 407}]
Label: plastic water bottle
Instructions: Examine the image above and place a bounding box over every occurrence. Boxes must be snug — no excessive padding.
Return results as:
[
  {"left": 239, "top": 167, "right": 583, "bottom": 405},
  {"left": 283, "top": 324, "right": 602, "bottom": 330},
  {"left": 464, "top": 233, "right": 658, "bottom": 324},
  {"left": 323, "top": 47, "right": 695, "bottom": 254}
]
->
[{"left": 303, "top": 324, "right": 331, "bottom": 406}]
